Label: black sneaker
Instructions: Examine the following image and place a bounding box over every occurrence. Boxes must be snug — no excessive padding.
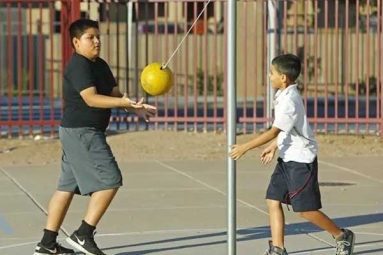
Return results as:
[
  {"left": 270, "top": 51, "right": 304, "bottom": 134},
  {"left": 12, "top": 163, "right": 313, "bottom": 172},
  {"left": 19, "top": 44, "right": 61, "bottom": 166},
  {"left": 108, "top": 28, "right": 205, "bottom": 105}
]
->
[
  {"left": 33, "top": 242, "right": 75, "bottom": 255},
  {"left": 335, "top": 229, "right": 355, "bottom": 255},
  {"left": 263, "top": 240, "right": 288, "bottom": 255},
  {"left": 66, "top": 230, "right": 105, "bottom": 255}
]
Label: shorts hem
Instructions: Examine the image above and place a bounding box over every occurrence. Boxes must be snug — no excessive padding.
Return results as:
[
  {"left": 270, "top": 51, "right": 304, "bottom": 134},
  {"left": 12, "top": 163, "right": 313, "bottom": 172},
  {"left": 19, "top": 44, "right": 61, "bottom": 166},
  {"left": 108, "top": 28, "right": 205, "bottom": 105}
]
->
[
  {"left": 266, "top": 195, "right": 322, "bottom": 212},
  {"left": 265, "top": 195, "right": 286, "bottom": 203},
  {"left": 58, "top": 183, "right": 123, "bottom": 196},
  {"left": 290, "top": 205, "right": 322, "bottom": 212},
  {"left": 56, "top": 188, "right": 77, "bottom": 193},
  {"left": 81, "top": 183, "right": 123, "bottom": 196}
]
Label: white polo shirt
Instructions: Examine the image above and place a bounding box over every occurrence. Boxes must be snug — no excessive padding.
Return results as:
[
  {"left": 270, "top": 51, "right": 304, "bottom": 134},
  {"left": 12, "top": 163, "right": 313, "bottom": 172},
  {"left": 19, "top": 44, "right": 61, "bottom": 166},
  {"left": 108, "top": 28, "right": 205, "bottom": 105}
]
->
[{"left": 272, "top": 84, "right": 318, "bottom": 163}]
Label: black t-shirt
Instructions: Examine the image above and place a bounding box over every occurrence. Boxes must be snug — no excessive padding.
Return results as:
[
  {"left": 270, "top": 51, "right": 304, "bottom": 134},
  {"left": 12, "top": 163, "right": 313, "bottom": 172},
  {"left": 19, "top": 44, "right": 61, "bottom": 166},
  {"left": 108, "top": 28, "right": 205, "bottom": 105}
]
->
[{"left": 60, "top": 52, "right": 117, "bottom": 131}]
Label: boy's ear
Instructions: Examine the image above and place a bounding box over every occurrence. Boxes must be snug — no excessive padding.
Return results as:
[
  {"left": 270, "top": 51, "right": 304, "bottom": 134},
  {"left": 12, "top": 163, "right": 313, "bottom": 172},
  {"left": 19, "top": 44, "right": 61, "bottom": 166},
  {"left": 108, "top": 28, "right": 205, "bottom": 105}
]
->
[
  {"left": 72, "top": 37, "right": 79, "bottom": 48},
  {"left": 281, "top": 74, "right": 287, "bottom": 82}
]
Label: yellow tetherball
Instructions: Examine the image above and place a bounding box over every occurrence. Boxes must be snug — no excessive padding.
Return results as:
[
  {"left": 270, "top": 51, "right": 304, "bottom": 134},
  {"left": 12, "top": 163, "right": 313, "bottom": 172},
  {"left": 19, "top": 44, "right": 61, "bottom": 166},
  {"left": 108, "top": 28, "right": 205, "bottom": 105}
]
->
[{"left": 140, "top": 62, "right": 173, "bottom": 96}]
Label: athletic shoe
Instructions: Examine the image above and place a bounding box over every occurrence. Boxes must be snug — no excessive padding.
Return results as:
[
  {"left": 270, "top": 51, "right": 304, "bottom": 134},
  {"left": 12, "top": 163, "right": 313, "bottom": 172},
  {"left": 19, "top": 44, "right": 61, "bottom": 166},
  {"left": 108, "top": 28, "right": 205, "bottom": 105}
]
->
[
  {"left": 335, "top": 229, "right": 355, "bottom": 255},
  {"left": 66, "top": 230, "right": 105, "bottom": 255},
  {"left": 263, "top": 240, "right": 288, "bottom": 255},
  {"left": 33, "top": 242, "right": 75, "bottom": 255}
]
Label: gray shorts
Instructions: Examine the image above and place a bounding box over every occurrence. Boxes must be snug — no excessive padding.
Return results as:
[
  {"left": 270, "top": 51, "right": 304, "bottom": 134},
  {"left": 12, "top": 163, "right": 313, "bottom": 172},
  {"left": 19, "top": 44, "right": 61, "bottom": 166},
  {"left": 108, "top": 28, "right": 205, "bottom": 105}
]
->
[{"left": 58, "top": 126, "right": 123, "bottom": 195}]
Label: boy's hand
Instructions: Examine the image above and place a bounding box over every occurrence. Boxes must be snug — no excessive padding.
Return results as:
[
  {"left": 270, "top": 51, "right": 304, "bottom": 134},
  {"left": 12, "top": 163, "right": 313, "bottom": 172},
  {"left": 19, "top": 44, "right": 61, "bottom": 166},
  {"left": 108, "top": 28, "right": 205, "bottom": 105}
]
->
[
  {"left": 123, "top": 96, "right": 157, "bottom": 122},
  {"left": 229, "top": 144, "right": 248, "bottom": 160},
  {"left": 121, "top": 93, "right": 144, "bottom": 109},
  {"left": 260, "top": 146, "right": 277, "bottom": 164},
  {"left": 134, "top": 103, "right": 157, "bottom": 122}
]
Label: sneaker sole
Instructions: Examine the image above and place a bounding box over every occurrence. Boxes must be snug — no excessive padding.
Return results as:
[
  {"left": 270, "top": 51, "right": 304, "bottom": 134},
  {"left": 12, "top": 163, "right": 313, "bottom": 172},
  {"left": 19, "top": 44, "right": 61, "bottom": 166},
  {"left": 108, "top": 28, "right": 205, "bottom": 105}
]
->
[
  {"left": 33, "top": 252, "right": 74, "bottom": 255},
  {"left": 66, "top": 237, "right": 98, "bottom": 255}
]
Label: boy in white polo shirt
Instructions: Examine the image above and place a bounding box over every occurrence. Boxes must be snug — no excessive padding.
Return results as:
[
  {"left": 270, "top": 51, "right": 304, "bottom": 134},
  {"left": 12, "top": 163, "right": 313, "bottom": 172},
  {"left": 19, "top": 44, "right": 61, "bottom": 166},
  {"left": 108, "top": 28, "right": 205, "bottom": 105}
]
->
[{"left": 229, "top": 54, "right": 355, "bottom": 255}]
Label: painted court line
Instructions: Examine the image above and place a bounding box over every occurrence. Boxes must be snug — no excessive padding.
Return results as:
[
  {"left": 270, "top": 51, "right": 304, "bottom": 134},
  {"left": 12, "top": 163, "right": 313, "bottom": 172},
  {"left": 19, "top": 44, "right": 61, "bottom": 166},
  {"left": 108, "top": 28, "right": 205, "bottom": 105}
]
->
[
  {"left": 0, "top": 212, "right": 12, "bottom": 235},
  {"left": 154, "top": 160, "right": 269, "bottom": 216},
  {"left": 319, "top": 160, "right": 383, "bottom": 184},
  {"left": 0, "top": 241, "right": 39, "bottom": 250},
  {"left": 0, "top": 167, "right": 70, "bottom": 237},
  {"left": 154, "top": 160, "right": 334, "bottom": 247},
  {"left": 290, "top": 242, "right": 383, "bottom": 255},
  {"left": 0, "top": 227, "right": 258, "bottom": 250},
  {"left": 1, "top": 161, "right": 381, "bottom": 253},
  {"left": 1, "top": 229, "right": 382, "bottom": 251},
  {"left": 35, "top": 205, "right": 235, "bottom": 214}
]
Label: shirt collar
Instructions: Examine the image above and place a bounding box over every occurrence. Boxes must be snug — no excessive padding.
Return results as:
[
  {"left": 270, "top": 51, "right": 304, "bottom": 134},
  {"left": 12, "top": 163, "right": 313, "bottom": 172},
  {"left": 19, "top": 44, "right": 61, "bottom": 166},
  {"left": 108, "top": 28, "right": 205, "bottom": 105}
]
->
[{"left": 274, "top": 84, "right": 298, "bottom": 102}]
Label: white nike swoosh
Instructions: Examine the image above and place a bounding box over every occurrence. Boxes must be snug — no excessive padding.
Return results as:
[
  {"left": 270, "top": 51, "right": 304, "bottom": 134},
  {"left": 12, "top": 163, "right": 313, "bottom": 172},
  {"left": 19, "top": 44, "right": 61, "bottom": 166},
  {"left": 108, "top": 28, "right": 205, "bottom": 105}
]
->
[
  {"left": 75, "top": 235, "right": 85, "bottom": 246},
  {"left": 46, "top": 247, "right": 57, "bottom": 253}
]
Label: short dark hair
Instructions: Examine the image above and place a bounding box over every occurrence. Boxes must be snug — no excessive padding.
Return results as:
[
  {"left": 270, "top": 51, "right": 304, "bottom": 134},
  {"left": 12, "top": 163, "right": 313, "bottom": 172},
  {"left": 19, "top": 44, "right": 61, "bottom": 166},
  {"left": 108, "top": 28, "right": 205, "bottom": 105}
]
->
[
  {"left": 271, "top": 54, "right": 301, "bottom": 82},
  {"left": 69, "top": 18, "right": 99, "bottom": 47}
]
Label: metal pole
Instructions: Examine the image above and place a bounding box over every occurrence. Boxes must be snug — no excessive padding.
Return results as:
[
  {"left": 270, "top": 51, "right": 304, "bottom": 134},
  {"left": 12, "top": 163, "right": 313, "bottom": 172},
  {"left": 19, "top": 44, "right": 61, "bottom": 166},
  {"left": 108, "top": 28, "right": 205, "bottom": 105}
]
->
[
  {"left": 267, "top": 0, "right": 277, "bottom": 127},
  {"left": 227, "top": 0, "right": 236, "bottom": 254},
  {"left": 126, "top": 1, "right": 133, "bottom": 94}
]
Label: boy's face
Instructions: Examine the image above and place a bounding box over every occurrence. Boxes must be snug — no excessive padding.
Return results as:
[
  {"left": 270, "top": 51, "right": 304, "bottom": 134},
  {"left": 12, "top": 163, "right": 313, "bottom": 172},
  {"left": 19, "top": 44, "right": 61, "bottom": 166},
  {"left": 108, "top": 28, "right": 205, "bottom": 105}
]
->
[
  {"left": 72, "top": 27, "right": 101, "bottom": 61},
  {"left": 269, "top": 65, "right": 286, "bottom": 89}
]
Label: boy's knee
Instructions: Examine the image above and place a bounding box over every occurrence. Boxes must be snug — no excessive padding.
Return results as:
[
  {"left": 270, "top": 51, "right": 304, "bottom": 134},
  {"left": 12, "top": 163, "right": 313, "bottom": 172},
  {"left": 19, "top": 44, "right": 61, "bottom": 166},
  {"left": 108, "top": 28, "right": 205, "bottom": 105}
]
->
[
  {"left": 297, "top": 211, "right": 318, "bottom": 218},
  {"left": 297, "top": 211, "right": 307, "bottom": 218},
  {"left": 266, "top": 199, "right": 281, "bottom": 208}
]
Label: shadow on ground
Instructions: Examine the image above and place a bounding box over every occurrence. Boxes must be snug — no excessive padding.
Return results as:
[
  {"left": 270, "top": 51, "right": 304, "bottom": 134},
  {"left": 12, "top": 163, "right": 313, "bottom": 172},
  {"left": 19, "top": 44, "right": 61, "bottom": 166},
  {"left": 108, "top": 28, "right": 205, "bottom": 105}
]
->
[{"left": 109, "top": 213, "right": 383, "bottom": 254}]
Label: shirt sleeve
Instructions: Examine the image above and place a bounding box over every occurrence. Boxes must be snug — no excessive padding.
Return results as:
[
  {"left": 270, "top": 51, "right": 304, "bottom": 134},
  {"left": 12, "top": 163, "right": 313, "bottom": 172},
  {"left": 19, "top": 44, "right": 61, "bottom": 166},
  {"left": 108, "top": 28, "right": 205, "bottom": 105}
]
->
[
  {"left": 104, "top": 62, "right": 117, "bottom": 88},
  {"left": 272, "top": 100, "right": 298, "bottom": 133},
  {"left": 66, "top": 58, "right": 95, "bottom": 93}
]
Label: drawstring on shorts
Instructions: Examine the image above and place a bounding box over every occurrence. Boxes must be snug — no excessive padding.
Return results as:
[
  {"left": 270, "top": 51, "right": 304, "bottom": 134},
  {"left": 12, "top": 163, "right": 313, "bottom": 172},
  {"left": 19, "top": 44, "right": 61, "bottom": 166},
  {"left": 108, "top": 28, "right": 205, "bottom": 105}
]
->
[{"left": 284, "top": 172, "right": 313, "bottom": 211}]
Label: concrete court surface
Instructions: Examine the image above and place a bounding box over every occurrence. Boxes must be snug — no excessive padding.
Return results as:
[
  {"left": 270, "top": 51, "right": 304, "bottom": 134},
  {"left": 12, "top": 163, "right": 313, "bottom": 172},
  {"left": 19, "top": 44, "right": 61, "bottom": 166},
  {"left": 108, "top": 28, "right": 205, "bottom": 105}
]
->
[{"left": 0, "top": 156, "right": 382, "bottom": 255}]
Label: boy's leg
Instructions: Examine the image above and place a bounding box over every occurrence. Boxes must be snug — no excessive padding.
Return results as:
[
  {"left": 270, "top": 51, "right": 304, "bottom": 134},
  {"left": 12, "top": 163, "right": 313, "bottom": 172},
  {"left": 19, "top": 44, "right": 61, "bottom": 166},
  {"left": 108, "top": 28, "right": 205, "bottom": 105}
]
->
[
  {"left": 265, "top": 159, "right": 289, "bottom": 251},
  {"left": 45, "top": 191, "right": 74, "bottom": 232},
  {"left": 267, "top": 199, "right": 285, "bottom": 249},
  {"left": 61, "top": 127, "right": 122, "bottom": 255},
  {"left": 41, "top": 148, "right": 77, "bottom": 237},
  {"left": 34, "top": 150, "right": 77, "bottom": 254},
  {"left": 299, "top": 211, "right": 355, "bottom": 255},
  {"left": 66, "top": 188, "right": 118, "bottom": 255},
  {"left": 298, "top": 211, "right": 341, "bottom": 237},
  {"left": 84, "top": 188, "right": 118, "bottom": 226},
  {"left": 286, "top": 158, "right": 355, "bottom": 254},
  {"left": 285, "top": 158, "right": 343, "bottom": 237}
]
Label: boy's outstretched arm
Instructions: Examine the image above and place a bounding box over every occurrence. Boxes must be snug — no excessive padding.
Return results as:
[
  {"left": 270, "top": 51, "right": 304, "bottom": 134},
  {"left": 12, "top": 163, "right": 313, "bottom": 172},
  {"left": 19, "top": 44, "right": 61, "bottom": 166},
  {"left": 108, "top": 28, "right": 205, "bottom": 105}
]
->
[
  {"left": 80, "top": 86, "right": 140, "bottom": 109},
  {"left": 110, "top": 86, "right": 157, "bottom": 122},
  {"left": 110, "top": 86, "right": 137, "bottom": 110},
  {"left": 229, "top": 126, "right": 280, "bottom": 160},
  {"left": 110, "top": 86, "right": 124, "bottom": 97}
]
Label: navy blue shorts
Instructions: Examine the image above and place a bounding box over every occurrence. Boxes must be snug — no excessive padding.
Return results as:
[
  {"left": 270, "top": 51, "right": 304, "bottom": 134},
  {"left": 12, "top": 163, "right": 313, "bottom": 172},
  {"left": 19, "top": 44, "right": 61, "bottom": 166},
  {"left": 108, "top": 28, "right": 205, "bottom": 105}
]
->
[{"left": 266, "top": 157, "right": 322, "bottom": 212}]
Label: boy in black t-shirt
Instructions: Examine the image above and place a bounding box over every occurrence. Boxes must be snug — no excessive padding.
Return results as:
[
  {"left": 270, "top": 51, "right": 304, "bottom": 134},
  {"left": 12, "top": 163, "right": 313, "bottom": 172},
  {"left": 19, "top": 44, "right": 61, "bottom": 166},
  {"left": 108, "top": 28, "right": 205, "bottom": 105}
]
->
[{"left": 33, "top": 19, "right": 156, "bottom": 255}]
